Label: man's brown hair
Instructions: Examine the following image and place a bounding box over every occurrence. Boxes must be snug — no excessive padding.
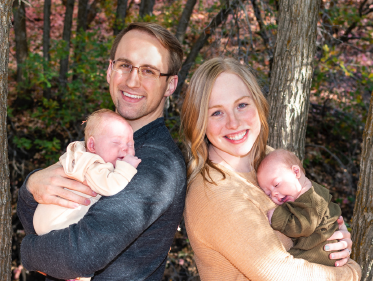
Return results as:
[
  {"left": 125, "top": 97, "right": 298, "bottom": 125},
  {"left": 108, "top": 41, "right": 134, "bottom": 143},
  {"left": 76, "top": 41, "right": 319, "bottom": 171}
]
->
[{"left": 110, "top": 22, "right": 183, "bottom": 76}]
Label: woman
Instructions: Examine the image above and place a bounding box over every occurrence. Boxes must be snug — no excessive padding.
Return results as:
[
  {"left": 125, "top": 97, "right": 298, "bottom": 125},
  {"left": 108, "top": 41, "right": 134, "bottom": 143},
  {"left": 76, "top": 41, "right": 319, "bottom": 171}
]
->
[{"left": 181, "top": 57, "right": 361, "bottom": 280}]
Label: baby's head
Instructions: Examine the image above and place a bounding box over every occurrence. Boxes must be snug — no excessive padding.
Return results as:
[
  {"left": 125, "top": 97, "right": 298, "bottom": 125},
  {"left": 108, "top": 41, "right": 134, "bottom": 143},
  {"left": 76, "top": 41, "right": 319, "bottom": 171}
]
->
[
  {"left": 84, "top": 109, "right": 135, "bottom": 167},
  {"left": 257, "top": 149, "right": 306, "bottom": 205}
]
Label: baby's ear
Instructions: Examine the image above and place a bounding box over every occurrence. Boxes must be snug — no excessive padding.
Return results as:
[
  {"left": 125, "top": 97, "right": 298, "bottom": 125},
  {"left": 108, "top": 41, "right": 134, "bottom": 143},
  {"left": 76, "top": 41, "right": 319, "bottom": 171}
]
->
[
  {"left": 86, "top": 136, "right": 96, "bottom": 153},
  {"left": 292, "top": 165, "right": 301, "bottom": 179}
]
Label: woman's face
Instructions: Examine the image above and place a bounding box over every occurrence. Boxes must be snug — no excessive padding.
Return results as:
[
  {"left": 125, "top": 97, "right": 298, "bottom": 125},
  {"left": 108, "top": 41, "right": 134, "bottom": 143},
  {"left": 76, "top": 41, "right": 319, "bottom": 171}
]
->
[{"left": 206, "top": 72, "right": 261, "bottom": 159}]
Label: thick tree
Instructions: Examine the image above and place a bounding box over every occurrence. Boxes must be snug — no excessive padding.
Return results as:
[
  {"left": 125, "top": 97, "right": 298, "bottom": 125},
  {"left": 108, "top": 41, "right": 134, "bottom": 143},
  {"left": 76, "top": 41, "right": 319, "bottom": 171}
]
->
[
  {"left": 351, "top": 91, "right": 373, "bottom": 281},
  {"left": 0, "top": 0, "right": 13, "bottom": 279},
  {"left": 59, "top": 0, "right": 75, "bottom": 88},
  {"left": 267, "top": 0, "right": 320, "bottom": 161},
  {"left": 139, "top": 0, "right": 155, "bottom": 18},
  {"left": 12, "top": 0, "right": 28, "bottom": 83},
  {"left": 114, "top": 0, "right": 128, "bottom": 35},
  {"left": 43, "top": 0, "right": 51, "bottom": 98}
]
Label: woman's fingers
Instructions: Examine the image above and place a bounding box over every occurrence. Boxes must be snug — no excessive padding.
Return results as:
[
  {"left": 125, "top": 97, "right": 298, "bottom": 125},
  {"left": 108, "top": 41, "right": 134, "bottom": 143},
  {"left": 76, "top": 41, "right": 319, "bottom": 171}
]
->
[
  {"left": 325, "top": 239, "right": 349, "bottom": 252},
  {"left": 27, "top": 162, "right": 96, "bottom": 207},
  {"left": 335, "top": 257, "right": 349, "bottom": 267}
]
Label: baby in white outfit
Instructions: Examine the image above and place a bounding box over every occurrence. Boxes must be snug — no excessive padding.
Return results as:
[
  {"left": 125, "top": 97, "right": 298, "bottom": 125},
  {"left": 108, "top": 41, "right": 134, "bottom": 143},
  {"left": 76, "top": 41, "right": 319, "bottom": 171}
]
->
[{"left": 34, "top": 109, "right": 141, "bottom": 236}]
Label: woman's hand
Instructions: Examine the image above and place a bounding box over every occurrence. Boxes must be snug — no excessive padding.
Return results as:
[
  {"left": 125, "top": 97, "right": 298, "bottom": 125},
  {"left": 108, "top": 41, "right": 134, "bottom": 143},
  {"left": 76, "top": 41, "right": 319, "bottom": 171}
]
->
[
  {"left": 324, "top": 216, "right": 352, "bottom": 267},
  {"left": 27, "top": 162, "right": 97, "bottom": 208}
]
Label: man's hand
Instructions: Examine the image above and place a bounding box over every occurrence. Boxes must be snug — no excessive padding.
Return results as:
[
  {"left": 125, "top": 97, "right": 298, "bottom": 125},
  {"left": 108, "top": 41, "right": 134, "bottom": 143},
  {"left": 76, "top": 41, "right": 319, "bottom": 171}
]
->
[
  {"left": 27, "top": 162, "right": 97, "bottom": 208},
  {"left": 325, "top": 216, "right": 352, "bottom": 267}
]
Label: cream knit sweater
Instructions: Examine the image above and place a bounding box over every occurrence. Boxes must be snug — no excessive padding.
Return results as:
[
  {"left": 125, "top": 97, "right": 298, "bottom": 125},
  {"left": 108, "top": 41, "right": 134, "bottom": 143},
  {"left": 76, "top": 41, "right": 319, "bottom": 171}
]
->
[{"left": 184, "top": 164, "right": 361, "bottom": 281}]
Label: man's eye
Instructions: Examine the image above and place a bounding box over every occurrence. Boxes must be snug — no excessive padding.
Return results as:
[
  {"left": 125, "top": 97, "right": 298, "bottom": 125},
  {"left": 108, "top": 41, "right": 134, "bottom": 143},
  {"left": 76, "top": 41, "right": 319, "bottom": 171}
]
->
[
  {"left": 119, "top": 63, "right": 131, "bottom": 69},
  {"left": 142, "top": 67, "right": 156, "bottom": 75},
  {"left": 238, "top": 103, "right": 248, "bottom": 109}
]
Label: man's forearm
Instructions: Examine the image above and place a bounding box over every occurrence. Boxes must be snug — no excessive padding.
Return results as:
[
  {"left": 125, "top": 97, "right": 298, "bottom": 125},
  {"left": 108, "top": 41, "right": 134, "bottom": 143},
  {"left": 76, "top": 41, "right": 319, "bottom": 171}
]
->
[{"left": 17, "top": 170, "right": 40, "bottom": 235}]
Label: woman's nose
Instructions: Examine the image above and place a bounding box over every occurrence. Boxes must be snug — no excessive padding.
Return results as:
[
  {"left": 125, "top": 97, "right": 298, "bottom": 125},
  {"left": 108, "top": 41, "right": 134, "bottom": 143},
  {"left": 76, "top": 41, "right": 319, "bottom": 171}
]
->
[{"left": 226, "top": 112, "right": 239, "bottom": 129}]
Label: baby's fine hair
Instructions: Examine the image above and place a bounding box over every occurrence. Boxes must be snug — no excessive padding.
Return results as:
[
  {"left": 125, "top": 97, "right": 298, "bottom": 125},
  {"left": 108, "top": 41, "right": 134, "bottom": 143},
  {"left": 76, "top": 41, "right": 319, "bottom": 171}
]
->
[
  {"left": 84, "top": 109, "right": 122, "bottom": 145},
  {"left": 258, "top": 149, "right": 305, "bottom": 174}
]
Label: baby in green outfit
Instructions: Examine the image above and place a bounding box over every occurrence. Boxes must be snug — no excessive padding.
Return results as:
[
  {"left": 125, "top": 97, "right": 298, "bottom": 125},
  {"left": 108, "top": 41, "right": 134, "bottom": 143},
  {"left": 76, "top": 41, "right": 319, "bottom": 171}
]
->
[{"left": 257, "top": 149, "right": 341, "bottom": 266}]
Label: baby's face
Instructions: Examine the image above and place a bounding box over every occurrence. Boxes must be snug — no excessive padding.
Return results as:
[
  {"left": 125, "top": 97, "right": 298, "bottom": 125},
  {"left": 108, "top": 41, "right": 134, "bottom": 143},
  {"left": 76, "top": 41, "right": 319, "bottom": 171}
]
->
[
  {"left": 93, "top": 118, "right": 135, "bottom": 167},
  {"left": 257, "top": 163, "right": 303, "bottom": 205}
]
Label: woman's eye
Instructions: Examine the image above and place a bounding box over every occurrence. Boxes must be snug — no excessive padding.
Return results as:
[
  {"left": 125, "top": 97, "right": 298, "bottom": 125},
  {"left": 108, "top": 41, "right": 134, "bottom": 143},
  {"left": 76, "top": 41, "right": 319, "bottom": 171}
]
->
[
  {"left": 238, "top": 103, "right": 248, "bottom": 109},
  {"left": 211, "top": 111, "right": 222, "bottom": 117}
]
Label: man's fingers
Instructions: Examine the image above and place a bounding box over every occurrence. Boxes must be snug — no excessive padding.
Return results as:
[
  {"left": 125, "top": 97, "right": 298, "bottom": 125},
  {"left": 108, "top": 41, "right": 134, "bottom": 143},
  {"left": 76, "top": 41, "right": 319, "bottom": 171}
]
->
[
  {"left": 56, "top": 186, "right": 91, "bottom": 206},
  {"left": 61, "top": 177, "right": 96, "bottom": 197}
]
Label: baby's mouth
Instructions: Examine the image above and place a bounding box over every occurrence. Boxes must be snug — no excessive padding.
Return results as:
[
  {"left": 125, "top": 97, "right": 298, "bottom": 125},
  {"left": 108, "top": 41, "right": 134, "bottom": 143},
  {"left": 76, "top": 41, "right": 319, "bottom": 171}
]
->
[{"left": 280, "top": 196, "right": 288, "bottom": 203}]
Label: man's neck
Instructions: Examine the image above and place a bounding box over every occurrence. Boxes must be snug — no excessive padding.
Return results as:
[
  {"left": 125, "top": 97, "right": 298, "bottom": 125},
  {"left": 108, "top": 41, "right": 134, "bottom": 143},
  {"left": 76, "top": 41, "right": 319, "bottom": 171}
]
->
[{"left": 128, "top": 114, "right": 163, "bottom": 132}]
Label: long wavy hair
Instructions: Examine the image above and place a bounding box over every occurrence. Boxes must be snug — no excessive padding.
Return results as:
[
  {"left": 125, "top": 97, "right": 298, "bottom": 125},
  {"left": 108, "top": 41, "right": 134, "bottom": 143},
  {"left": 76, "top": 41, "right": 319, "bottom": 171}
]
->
[{"left": 181, "top": 57, "right": 269, "bottom": 187}]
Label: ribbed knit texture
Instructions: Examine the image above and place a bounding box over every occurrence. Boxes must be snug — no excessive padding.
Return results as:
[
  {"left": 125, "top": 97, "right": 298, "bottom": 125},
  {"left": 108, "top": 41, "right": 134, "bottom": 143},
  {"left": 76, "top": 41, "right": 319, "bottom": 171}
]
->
[{"left": 184, "top": 162, "right": 361, "bottom": 280}]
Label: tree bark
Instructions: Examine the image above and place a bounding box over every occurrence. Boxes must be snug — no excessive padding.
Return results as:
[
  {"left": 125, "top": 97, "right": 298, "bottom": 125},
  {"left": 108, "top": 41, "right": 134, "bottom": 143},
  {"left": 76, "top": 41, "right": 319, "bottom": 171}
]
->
[
  {"left": 0, "top": 0, "right": 13, "bottom": 279},
  {"left": 77, "top": 0, "right": 89, "bottom": 32},
  {"left": 13, "top": 0, "right": 28, "bottom": 84},
  {"left": 43, "top": 0, "right": 51, "bottom": 98},
  {"left": 139, "top": 0, "right": 155, "bottom": 18},
  {"left": 114, "top": 0, "right": 128, "bottom": 35},
  {"left": 267, "top": 0, "right": 320, "bottom": 161},
  {"left": 59, "top": 0, "right": 75, "bottom": 88},
  {"left": 175, "top": 0, "right": 197, "bottom": 43},
  {"left": 87, "top": 0, "right": 101, "bottom": 28},
  {"left": 174, "top": 0, "right": 242, "bottom": 99},
  {"left": 351, "top": 91, "right": 373, "bottom": 281}
]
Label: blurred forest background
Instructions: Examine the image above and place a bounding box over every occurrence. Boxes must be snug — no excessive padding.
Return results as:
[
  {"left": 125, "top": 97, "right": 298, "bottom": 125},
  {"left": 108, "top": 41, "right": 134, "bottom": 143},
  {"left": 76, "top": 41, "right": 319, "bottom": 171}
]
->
[{"left": 7, "top": 0, "right": 373, "bottom": 280}]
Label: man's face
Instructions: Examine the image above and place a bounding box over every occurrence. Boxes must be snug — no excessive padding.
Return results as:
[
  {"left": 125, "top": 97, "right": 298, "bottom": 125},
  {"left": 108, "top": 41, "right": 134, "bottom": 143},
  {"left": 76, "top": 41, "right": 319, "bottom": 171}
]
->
[{"left": 107, "top": 30, "right": 177, "bottom": 131}]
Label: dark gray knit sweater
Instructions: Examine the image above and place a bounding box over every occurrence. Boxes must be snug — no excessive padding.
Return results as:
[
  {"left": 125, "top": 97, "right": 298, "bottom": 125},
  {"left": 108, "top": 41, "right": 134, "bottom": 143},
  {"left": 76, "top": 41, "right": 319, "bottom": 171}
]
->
[{"left": 18, "top": 118, "right": 187, "bottom": 281}]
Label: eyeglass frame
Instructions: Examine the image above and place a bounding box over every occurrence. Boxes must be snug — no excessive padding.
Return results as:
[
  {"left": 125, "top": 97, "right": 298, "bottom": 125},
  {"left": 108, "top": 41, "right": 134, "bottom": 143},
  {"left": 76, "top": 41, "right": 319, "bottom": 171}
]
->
[{"left": 110, "top": 59, "right": 173, "bottom": 80}]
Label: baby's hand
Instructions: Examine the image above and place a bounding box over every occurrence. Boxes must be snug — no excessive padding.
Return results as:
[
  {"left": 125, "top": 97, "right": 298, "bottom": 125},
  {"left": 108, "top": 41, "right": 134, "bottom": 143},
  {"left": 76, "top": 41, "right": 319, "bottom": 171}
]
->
[
  {"left": 123, "top": 154, "right": 141, "bottom": 168},
  {"left": 267, "top": 208, "right": 275, "bottom": 224}
]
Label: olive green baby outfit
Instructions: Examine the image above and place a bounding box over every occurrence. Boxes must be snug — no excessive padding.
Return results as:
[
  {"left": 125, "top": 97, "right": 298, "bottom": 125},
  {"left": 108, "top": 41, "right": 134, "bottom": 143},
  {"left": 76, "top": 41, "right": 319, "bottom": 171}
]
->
[{"left": 271, "top": 181, "right": 341, "bottom": 266}]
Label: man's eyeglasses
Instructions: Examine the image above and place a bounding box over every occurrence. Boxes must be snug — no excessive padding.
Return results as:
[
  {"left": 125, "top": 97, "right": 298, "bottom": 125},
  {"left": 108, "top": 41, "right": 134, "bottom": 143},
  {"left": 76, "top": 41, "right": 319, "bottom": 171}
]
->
[{"left": 111, "top": 60, "right": 173, "bottom": 80}]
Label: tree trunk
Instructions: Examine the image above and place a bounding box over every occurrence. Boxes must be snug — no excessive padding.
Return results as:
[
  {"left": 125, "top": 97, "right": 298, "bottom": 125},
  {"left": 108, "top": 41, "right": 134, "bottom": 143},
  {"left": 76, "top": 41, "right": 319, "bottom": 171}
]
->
[
  {"left": 87, "top": 0, "right": 101, "bottom": 29},
  {"left": 0, "top": 0, "right": 13, "bottom": 279},
  {"left": 351, "top": 91, "right": 373, "bottom": 281},
  {"left": 114, "top": 0, "right": 128, "bottom": 35},
  {"left": 12, "top": 0, "right": 28, "bottom": 84},
  {"left": 267, "top": 0, "right": 320, "bottom": 161},
  {"left": 175, "top": 0, "right": 197, "bottom": 43},
  {"left": 59, "top": 0, "right": 75, "bottom": 88},
  {"left": 139, "top": 0, "right": 155, "bottom": 18},
  {"left": 43, "top": 0, "right": 51, "bottom": 98},
  {"left": 77, "top": 0, "right": 89, "bottom": 32}
]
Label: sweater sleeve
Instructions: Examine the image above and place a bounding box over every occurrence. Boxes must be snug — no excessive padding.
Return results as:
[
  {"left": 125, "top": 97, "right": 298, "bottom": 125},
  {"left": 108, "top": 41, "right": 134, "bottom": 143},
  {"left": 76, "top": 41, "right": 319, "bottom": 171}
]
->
[
  {"left": 20, "top": 145, "right": 182, "bottom": 279},
  {"left": 186, "top": 176, "right": 361, "bottom": 281},
  {"left": 271, "top": 188, "right": 321, "bottom": 237},
  {"left": 85, "top": 160, "right": 137, "bottom": 196}
]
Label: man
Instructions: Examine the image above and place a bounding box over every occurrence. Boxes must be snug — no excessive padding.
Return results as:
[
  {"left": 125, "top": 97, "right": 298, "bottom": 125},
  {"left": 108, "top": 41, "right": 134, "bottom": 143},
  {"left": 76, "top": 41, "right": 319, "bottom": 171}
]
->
[{"left": 17, "top": 22, "right": 187, "bottom": 281}]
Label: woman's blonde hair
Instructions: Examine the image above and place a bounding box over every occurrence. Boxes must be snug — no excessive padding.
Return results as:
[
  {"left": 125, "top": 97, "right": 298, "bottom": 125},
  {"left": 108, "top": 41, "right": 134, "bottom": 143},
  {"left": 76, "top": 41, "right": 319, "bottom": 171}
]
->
[{"left": 181, "top": 57, "right": 269, "bottom": 187}]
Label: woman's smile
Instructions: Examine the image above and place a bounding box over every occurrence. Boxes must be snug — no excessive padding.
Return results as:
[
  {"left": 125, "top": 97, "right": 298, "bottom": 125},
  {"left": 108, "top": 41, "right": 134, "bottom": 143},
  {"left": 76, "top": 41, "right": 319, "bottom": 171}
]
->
[{"left": 224, "top": 129, "right": 248, "bottom": 143}]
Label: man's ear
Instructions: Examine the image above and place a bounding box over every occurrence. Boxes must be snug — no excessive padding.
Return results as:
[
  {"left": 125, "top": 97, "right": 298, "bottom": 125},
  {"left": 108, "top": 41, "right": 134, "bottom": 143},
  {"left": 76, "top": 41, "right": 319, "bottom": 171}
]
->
[
  {"left": 106, "top": 61, "right": 112, "bottom": 84},
  {"left": 292, "top": 165, "right": 301, "bottom": 179},
  {"left": 164, "top": 75, "right": 178, "bottom": 97},
  {"left": 86, "top": 136, "right": 96, "bottom": 153}
]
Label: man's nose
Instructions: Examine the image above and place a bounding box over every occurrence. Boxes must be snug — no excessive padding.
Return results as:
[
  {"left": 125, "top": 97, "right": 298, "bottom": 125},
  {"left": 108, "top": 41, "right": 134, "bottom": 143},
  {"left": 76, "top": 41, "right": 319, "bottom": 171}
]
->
[{"left": 125, "top": 67, "right": 141, "bottom": 88}]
